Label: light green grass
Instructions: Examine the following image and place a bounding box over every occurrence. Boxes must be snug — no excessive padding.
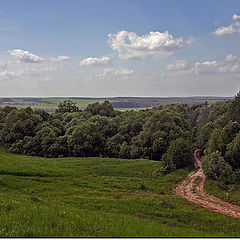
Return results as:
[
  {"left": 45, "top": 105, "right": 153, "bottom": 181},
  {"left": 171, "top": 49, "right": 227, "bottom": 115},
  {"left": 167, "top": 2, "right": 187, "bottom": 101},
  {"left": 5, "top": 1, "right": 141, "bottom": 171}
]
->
[
  {"left": 0, "top": 98, "right": 105, "bottom": 111},
  {"left": 45, "top": 98, "right": 105, "bottom": 110},
  {"left": 0, "top": 147, "right": 240, "bottom": 237}
]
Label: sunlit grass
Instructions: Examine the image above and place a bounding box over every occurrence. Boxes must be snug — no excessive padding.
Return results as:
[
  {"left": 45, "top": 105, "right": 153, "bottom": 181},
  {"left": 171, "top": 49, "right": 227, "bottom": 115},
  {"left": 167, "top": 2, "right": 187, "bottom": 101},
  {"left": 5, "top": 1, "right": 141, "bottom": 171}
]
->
[{"left": 0, "top": 147, "right": 240, "bottom": 237}]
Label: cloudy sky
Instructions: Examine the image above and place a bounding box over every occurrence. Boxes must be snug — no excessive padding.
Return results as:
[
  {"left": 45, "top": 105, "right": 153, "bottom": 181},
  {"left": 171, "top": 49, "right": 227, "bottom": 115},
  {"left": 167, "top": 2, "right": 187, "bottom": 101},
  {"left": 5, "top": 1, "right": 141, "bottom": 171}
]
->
[{"left": 0, "top": 0, "right": 240, "bottom": 97}]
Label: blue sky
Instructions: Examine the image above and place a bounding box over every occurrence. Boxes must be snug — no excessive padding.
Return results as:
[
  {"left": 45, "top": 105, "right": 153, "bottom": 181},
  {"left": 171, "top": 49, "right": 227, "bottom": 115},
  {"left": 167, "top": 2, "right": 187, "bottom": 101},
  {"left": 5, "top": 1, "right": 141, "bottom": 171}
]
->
[{"left": 0, "top": 0, "right": 240, "bottom": 97}]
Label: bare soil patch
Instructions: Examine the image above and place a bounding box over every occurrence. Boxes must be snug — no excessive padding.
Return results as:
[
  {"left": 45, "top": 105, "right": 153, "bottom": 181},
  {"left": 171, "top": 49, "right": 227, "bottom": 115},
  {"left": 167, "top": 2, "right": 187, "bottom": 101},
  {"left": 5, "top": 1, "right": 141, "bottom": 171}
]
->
[{"left": 176, "top": 149, "right": 240, "bottom": 218}]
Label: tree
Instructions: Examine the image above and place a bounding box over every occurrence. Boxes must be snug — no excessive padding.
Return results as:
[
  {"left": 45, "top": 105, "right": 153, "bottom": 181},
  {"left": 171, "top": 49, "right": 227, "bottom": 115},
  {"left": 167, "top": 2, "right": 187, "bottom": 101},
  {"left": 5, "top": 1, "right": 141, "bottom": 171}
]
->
[
  {"left": 162, "top": 138, "right": 193, "bottom": 170},
  {"left": 225, "top": 133, "right": 240, "bottom": 169},
  {"left": 85, "top": 101, "right": 116, "bottom": 117},
  {"left": 119, "top": 141, "right": 130, "bottom": 159},
  {"left": 106, "top": 134, "right": 125, "bottom": 158},
  {"left": 56, "top": 100, "right": 80, "bottom": 114},
  {"left": 202, "top": 151, "right": 235, "bottom": 188},
  {"left": 67, "top": 121, "right": 104, "bottom": 157},
  {"left": 229, "top": 91, "right": 240, "bottom": 123}
]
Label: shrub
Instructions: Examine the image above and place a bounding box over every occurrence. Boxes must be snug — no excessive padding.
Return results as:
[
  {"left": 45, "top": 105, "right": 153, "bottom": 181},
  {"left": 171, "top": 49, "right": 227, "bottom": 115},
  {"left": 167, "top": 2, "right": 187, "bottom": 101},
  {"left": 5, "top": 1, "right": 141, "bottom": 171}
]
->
[{"left": 202, "top": 151, "right": 236, "bottom": 189}]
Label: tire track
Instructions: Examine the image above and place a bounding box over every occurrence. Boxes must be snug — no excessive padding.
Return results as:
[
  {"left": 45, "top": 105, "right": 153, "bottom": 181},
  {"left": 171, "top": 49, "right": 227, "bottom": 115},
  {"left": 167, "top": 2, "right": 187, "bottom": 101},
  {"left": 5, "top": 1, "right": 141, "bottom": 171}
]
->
[{"left": 176, "top": 149, "right": 240, "bottom": 218}]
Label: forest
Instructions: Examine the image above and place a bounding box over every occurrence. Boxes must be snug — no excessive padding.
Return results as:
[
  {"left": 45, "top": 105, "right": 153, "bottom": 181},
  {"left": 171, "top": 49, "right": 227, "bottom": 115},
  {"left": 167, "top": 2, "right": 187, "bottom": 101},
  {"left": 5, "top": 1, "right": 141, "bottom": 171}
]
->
[{"left": 1, "top": 92, "right": 240, "bottom": 189}]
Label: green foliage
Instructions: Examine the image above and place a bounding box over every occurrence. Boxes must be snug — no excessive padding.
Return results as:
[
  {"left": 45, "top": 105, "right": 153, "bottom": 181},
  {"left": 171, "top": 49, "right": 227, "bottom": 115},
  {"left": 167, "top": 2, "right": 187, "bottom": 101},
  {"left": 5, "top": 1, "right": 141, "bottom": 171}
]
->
[
  {"left": 229, "top": 91, "right": 240, "bottom": 123},
  {"left": 67, "top": 121, "right": 104, "bottom": 157},
  {"left": 0, "top": 102, "right": 194, "bottom": 161},
  {"left": 225, "top": 133, "right": 240, "bottom": 169},
  {"left": 160, "top": 153, "right": 176, "bottom": 174},
  {"left": 56, "top": 100, "right": 80, "bottom": 114},
  {"left": 202, "top": 151, "right": 236, "bottom": 189},
  {"left": 85, "top": 101, "right": 116, "bottom": 117},
  {"left": 162, "top": 138, "right": 193, "bottom": 171}
]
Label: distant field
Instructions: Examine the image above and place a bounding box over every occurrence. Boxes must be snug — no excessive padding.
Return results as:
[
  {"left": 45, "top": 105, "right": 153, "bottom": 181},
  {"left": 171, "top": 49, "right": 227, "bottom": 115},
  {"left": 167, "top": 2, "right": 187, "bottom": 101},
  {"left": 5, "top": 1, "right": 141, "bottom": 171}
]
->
[
  {"left": 0, "top": 98, "right": 105, "bottom": 112},
  {"left": 0, "top": 96, "right": 232, "bottom": 112},
  {"left": 0, "top": 147, "right": 240, "bottom": 237}
]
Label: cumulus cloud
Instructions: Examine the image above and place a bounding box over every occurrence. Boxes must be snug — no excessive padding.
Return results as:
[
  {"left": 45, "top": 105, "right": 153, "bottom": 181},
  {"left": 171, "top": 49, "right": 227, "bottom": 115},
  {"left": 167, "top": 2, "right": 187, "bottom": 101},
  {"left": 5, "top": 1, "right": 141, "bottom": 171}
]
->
[
  {"left": 0, "top": 67, "right": 57, "bottom": 80},
  {"left": 100, "top": 68, "right": 134, "bottom": 77},
  {"left": 233, "top": 14, "right": 240, "bottom": 21},
  {"left": 166, "top": 60, "right": 188, "bottom": 71},
  {"left": 108, "top": 30, "right": 192, "bottom": 60},
  {"left": 224, "top": 53, "right": 238, "bottom": 63},
  {"left": 213, "top": 14, "right": 240, "bottom": 36},
  {"left": 79, "top": 56, "right": 111, "bottom": 66},
  {"left": 213, "top": 23, "right": 238, "bottom": 36},
  {"left": 194, "top": 61, "right": 219, "bottom": 74},
  {"left": 50, "top": 56, "right": 70, "bottom": 62},
  {"left": 194, "top": 54, "right": 240, "bottom": 74},
  {"left": 8, "top": 49, "right": 45, "bottom": 63}
]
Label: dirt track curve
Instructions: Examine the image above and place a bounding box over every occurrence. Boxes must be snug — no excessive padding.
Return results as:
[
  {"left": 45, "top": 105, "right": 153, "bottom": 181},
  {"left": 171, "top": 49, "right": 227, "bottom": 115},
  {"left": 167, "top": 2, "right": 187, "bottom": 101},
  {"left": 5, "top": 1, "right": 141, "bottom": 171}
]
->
[{"left": 176, "top": 149, "right": 240, "bottom": 218}]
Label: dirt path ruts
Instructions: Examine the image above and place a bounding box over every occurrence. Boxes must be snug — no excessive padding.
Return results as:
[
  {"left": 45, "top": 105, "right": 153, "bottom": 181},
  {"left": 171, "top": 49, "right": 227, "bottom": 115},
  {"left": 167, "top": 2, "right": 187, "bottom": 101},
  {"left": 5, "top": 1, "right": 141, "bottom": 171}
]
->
[{"left": 176, "top": 149, "right": 240, "bottom": 218}]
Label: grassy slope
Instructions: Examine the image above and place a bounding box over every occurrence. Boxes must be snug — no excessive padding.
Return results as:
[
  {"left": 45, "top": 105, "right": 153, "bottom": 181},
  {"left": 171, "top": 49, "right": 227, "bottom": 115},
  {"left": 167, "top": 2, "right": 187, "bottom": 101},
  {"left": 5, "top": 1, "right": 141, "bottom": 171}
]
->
[{"left": 0, "top": 147, "right": 239, "bottom": 237}]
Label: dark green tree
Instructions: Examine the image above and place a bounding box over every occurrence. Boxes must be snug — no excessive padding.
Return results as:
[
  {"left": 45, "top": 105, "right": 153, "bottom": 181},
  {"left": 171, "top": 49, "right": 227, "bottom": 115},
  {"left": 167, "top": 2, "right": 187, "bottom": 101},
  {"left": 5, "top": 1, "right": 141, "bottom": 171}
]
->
[{"left": 56, "top": 100, "right": 80, "bottom": 114}]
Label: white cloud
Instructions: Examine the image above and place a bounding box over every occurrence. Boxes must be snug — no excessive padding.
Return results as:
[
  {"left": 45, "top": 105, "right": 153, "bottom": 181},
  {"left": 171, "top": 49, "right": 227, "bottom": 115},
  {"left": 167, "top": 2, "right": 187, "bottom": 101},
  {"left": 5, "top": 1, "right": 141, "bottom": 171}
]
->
[
  {"left": 213, "top": 23, "right": 237, "bottom": 36},
  {"left": 0, "top": 71, "right": 19, "bottom": 78},
  {"left": 194, "top": 54, "right": 240, "bottom": 74},
  {"left": 18, "top": 67, "right": 57, "bottom": 76},
  {"left": 231, "top": 64, "right": 240, "bottom": 72},
  {"left": 213, "top": 16, "right": 240, "bottom": 36},
  {"left": 194, "top": 61, "right": 219, "bottom": 74},
  {"left": 101, "top": 68, "right": 134, "bottom": 77},
  {"left": 8, "top": 49, "right": 45, "bottom": 63},
  {"left": 224, "top": 54, "right": 238, "bottom": 63},
  {"left": 79, "top": 56, "right": 111, "bottom": 66},
  {"left": 108, "top": 30, "right": 192, "bottom": 60},
  {"left": 50, "top": 56, "right": 70, "bottom": 62},
  {"left": 0, "top": 59, "right": 7, "bottom": 69},
  {"left": 167, "top": 60, "right": 188, "bottom": 71},
  {"left": 0, "top": 67, "right": 57, "bottom": 80},
  {"left": 233, "top": 14, "right": 240, "bottom": 21}
]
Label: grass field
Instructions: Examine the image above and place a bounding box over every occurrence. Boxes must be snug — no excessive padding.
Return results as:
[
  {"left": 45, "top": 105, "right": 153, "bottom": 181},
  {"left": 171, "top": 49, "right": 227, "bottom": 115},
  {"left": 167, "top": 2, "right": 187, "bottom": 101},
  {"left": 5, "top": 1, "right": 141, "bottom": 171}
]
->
[
  {"left": 0, "top": 147, "right": 240, "bottom": 237},
  {"left": 0, "top": 96, "right": 232, "bottom": 112},
  {"left": 0, "top": 98, "right": 105, "bottom": 111}
]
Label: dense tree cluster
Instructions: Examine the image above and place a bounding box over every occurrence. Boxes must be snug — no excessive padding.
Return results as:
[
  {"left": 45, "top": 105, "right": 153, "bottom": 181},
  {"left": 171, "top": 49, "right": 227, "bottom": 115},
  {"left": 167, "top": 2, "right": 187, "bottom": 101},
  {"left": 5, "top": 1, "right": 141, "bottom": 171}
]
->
[
  {"left": 2, "top": 93, "right": 240, "bottom": 188},
  {"left": 196, "top": 91, "right": 240, "bottom": 188},
  {"left": 0, "top": 101, "right": 196, "bottom": 170}
]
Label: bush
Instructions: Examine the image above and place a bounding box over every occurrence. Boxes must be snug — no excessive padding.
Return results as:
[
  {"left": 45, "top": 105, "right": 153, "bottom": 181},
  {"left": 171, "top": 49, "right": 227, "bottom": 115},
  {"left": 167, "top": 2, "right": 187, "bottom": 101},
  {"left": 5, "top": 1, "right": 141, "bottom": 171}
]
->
[
  {"left": 160, "top": 153, "right": 176, "bottom": 175},
  {"left": 202, "top": 151, "right": 236, "bottom": 189},
  {"left": 161, "top": 138, "right": 193, "bottom": 174}
]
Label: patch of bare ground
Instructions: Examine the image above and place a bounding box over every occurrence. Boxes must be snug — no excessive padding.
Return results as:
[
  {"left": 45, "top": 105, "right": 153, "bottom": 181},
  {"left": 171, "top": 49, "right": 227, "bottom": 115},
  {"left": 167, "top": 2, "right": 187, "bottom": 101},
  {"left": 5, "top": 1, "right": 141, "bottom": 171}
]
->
[{"left": 176, "top": 149, "right": 240, "bottom": 218}]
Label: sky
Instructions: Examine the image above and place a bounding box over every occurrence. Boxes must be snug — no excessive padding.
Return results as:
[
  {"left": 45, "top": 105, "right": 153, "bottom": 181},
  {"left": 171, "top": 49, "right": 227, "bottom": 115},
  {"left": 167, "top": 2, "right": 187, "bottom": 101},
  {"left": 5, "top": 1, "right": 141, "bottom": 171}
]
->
[{"left": 0, "top": 0, "right": 240, "bottom": 97}]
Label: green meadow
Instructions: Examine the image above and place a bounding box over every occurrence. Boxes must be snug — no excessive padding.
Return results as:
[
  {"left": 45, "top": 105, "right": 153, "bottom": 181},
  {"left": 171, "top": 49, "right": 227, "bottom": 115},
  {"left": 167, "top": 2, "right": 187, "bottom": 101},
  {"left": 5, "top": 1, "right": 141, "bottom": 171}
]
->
[
  {"left": 0, "top": 96, "right": 231, "bottom": 112},
  {"left": 0, "top": 147, "right": 240, "bottom": 237},
  {"left": 0, "top": 98, "right": 105, "bottom": 111}
]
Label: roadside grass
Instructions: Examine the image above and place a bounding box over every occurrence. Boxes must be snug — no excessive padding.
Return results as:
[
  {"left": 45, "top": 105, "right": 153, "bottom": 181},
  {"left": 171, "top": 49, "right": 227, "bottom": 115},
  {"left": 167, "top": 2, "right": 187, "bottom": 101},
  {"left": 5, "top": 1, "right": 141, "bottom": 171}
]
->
[
  {"left": 204, "top": 179, "right": 240, "bottom": 206},
  {"left": 0, "top": 147, "right": 240, "bottom": 237}
]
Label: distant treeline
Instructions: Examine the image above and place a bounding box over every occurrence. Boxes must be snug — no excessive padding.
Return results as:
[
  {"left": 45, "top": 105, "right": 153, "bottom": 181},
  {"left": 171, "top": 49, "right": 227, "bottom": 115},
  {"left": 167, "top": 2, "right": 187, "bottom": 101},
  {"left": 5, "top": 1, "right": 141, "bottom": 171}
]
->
[{"left": 0, "top": 96, "right": 233, "bottom": 111}]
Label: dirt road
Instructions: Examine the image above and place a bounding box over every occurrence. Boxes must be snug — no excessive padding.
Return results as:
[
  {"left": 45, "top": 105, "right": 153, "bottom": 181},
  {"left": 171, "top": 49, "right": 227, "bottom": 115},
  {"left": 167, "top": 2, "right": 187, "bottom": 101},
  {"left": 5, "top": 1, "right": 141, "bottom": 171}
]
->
[{"left": 176, "top": 149, "right": 240, "bottom": 218}]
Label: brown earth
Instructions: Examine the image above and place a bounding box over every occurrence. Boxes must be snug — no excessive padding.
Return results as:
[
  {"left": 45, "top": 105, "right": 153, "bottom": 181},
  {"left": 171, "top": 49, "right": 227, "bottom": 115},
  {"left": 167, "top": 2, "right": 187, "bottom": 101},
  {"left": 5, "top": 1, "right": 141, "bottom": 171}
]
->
[{"left": 176, "top": 149, "right": 240, "bottom": 218}]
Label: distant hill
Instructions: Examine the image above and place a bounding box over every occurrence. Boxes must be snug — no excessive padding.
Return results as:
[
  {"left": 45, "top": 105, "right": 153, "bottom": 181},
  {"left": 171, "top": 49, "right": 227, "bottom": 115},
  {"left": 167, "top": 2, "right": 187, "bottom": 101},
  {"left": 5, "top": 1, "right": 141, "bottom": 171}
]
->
[{"left": 0, "top": 96, "right": 233, "bottom": 112}]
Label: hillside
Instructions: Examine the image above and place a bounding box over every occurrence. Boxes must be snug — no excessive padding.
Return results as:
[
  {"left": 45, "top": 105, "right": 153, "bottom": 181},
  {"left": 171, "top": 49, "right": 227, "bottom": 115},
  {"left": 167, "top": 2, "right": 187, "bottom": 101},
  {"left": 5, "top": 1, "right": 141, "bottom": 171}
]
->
[{"left": 0, "top": 147, "right": 240, "bottom": 237}]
